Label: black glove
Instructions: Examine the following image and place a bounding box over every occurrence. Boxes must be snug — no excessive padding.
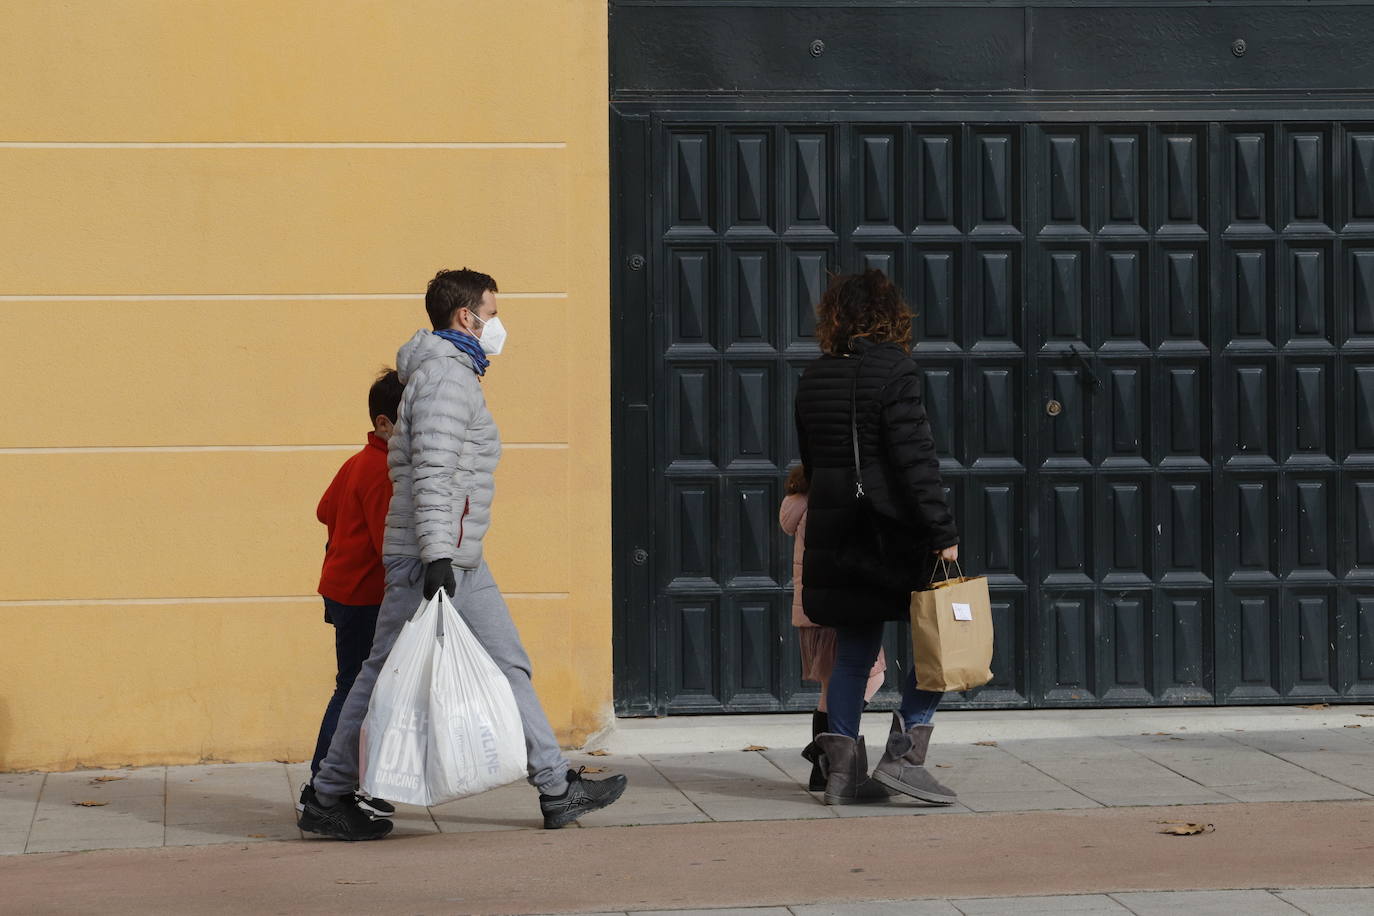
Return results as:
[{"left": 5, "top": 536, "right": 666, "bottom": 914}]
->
[{"left": 423, "top": 558, "right": 455, "bottom": 600}]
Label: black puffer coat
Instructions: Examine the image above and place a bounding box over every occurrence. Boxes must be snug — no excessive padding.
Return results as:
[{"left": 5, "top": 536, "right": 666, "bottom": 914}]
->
[{"left": 795, "top": 339, "right": 959, "bottom": 625}]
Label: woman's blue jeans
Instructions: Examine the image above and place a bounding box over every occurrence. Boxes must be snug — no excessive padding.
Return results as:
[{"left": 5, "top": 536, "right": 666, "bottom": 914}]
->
[{"left": 825, "top": 621, "right": 941, "bottom": 739}]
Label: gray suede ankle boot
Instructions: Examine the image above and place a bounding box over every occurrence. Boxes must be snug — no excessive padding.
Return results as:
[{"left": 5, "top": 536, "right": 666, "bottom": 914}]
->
[
  {"left": 871, "top": 712, "right": 957, "bottom": 805},
  {"left": 812, "top": 733, "right": 890, "bottom": 806}
]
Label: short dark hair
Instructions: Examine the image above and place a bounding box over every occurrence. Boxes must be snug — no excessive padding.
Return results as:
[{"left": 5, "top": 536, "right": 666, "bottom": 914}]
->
[
  {"left": 425, "top": 268, "right": 498, "bottom": 330},
  {"left": 814, "top": 269, "right": 912, "bottom": 356},
  {"left": 369, "top": 368, "right": 403, "bottom": 423},
  {"left": 785, "top": 464, "right": 810, "bottom": 495}
]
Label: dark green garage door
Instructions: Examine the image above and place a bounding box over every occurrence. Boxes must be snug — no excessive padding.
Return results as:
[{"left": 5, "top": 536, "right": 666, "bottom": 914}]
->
[{"left": 613, "top": 113, "right": 1374, "bottom": 714}]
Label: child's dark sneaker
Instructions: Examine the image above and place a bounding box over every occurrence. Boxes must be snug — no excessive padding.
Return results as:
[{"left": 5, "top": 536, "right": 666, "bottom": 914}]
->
[
  {"left": 539, "top": 767, "right": 628, "bottom": 829},
  {"left": 297, "top": 791, "right": 393, "bottom": 841}
]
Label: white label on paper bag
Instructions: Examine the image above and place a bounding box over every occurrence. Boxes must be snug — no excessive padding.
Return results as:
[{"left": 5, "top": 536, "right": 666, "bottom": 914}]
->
[{"left": 952, "top": 602, "right": 973, "bottom": 621}]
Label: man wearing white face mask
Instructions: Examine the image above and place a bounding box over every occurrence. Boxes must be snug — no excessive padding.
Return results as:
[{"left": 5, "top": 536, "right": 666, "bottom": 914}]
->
[{"left": 301, "top": 268, "right": 627, "bottom": 840}]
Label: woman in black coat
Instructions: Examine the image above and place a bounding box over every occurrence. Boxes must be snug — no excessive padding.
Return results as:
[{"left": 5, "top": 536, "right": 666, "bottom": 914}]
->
[{"left": 794, "top": 270, "right": 961, "bottom": 806}]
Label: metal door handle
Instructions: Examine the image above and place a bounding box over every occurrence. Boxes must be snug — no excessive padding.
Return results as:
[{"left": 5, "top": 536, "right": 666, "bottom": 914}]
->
[{"left": 1067, "top": 344, "right": 1103, "bottom": 393}]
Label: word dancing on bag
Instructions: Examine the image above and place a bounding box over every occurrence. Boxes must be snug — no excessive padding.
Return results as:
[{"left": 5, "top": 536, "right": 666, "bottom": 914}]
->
[{"left": 374, "top": 710, "right": 429, "bottom": 792}]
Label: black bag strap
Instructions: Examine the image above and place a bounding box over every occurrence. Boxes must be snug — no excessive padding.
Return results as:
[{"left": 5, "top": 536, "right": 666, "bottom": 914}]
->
[{"left": 849, "top": 349, "right": 869, "bottom": 499}]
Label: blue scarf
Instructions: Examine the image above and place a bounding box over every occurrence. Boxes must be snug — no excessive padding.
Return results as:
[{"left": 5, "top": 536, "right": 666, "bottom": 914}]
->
[{"left": 433, "top": 329, "right": 489, "bottom": 377}]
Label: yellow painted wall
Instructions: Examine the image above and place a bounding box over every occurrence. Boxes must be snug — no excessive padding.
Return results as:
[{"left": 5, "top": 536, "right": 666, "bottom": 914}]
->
[{"left": 0, "top": 1, "right": 611, "bottom": 771}]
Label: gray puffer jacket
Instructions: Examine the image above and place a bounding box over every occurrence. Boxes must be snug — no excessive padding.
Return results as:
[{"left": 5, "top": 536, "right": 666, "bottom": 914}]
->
[{"left": 383, "top": 330, "right": 502, "bottom": 568}]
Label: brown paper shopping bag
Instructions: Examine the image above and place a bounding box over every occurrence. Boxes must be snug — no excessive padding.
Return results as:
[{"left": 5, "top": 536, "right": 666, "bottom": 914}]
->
[{"left": 910, "top": 563, "right": 994, "bottom": 692}]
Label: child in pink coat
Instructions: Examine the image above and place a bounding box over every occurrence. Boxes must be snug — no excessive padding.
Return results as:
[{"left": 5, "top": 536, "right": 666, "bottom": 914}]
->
[{"left": 780, "top": 465, "right": 887, "bottom": 791}]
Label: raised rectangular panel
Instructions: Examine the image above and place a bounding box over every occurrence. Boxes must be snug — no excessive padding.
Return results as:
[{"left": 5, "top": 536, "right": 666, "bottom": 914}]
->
[
  {"left": 1232, "top": 248, "right": 1272, "bottom": 341},
  {"left": 1105, "top": 480, "right": 1149, "bottom": 581},
  {"left": 667, "top": 481, "right": 718, "bottom": 586},
  {"left": 1231, "top": 131, "right": 1268, "bottom": 225},
  {"left": 1351, "top": 366, "right": 1374, "bottom": 457},
  {"left": 979, "top": 482, "right": 1019, "bottom": 579},
  {"left": 976, "top": 132, "right": 1018, "bottom": 229},
  {"left": 1164, "top": 365, "right": 1208, "bottom": 463},
  {"left": 1047, "top": 132, "right": 1085, "bottom": 227},
  {"left": 670, "top": 132, "right": 713, "bottom": 230},
  {"left": 1352, "top": 481, "right": 1374, "bottom": 571},
  {"left": 917, "top": 248, "right": 959, "bottom": 343},
  {"left": 986, "top": 594, "right": 1022, "bottom": 694},
  {"left": 1048, "top": 249, "right": 1086, "bottom": 340},
  {"left": 1288, "top": 363, "right": 1331, "bottom": 460},
  {"left": 922, "top": 365, "right": 960, "bottom": 460},
  {"left": 1107, "top": 365, "right": 1146, "bottom": 461},
  {"left": 671, "top": 598, "right": 719, "bottom": 701},
  {"left": 859, "top": 132, "right": 900, "bottom": 228},
  {"left": 1050, "top": 597, "right": 1091, "bottom": 691},
  {"left": 1292, "top": 593, "right": 1335, "bottom": 689},
  {"left": 1105, "top": 132, "right": 1145, "bottom": 228},
  {"left": 733, "top": 598, "right": 775, "bottom": 693},
  {"left": 727, "top": 365, "right": 775, "bottom": 465},
  {"left": 726, "top": 248, "right": 773, "bottom": 345},
  {"left": 787, "top": 132, "right": 830, "bottom": 229},
  {"left": 1238, "top": 593, "right": 1277, "bottom": 686},
  {"left": 976, "top": 249, "right": 1020, "bottom": 344},
  {"left": 1163, "top": 248, "right": 1206, "bottom": 345},
  {"left": 1289, "top": 247, "right": 1331, "bottom": 343},
  {"left": 977, "top": 366, "right": 1020, "bottom": 463},
  {"left": 671, "top": 248, "right": 714, "bottom": 345},
  {"left": 1107, "top": 595, "right": 1149, "bottom": 690},
  {"left": 1047, "top": 369, "right": 1088, "bottom": 464},
  {"left": 1349, "top": 133, "right": 1374, "bottom": 223},
  {"left": 1045, "top": 481, "right": 1090, "bottom": 582},
  {"left": 1350, "top": 249, "right": 1374, "bottom": 339},
  {"left": 918, "top": 133, "right": 958, "bottom": 228},
  {"left": 1287, "top": 478, "right": 1332, "bottom": 575},
  {"left": 1163, "top": 132, "right": 1204, "bottom": 229},
  {"left": 728, "top": 131, "right": 771, "bottom": 230},
  {"left": 1105, "top": 248, "right": 1148, "bottom": 343},
  {"left": 786, "top": 247, "right": 830, "bottom": 343},
  {"left": 1289, "top": 132, "right": 1326, "bottom": 225},
  {"left": 669, "top": 366, "right": 716, "bottom": 466},
  {"left": 1160, "top": 593, "right": 1211, "bottom": 697},
  {"left": 1164, "top": 481, "right": 1210, "bottom": 581},
  {"left": 726, "top": 479, "right": 777, "bottom": 586},
  {"left": 1234, "top": 479, "right": 1276, "bottom": 578},
  {"left": 859, "top": 247, "right": 898, "bottom": 279},
  {"left": 1358, "top": 596, "right": 1374, "bottom": 680},
  {"left": 1232, "top": 364, "right": 1273, "bottom": 459}
]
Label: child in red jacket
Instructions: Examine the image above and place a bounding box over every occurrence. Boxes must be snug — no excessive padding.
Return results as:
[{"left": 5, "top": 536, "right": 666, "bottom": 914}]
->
[{"left": 302, "top": 369, "right": 403, "bottom": 816}]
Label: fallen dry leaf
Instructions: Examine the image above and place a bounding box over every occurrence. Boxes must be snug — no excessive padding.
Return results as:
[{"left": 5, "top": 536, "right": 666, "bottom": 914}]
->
[
  {"left": 586, "top": 749, "right": 611, "bottom": 757},
  {"left": 973, "top": 741, "right": 998, "bottom": 747},
  {"left": 580, "top": 766, "right": 607, "bottom": 774},
  {"left": 1299, "top": 703, "right": 1331, "bottom": 710},
  {"left": 1158, "top": 822, "right": 1214, "bottom": 836},
  {"left": 743, "top": 745, "right": 769, "bottom": 752},
  {"left": 935, "top": 764, "right": 952, "bottom": 768},
  {"left": 1358, "top": 714, "right": 1374, "bottom": 718},
  {"left": 335, "top": 880, "right": 376, "bottom": 886},
  {"left": 72, "top": 801, "right": 108, "bottom": 807},
  {"left": 89, "top": 776, "right": 126, "bottom": 784},
  {"left": 247, "top": 834, "right": 268, "bottom": 839},
  {"left": 1144, "top": 732, "right": 1172, "bottom": 736},
  {"left": 1344, "top": 724, "right": 1363, "bottom": 729},
  {"left": 273, "top": 758, "right": 303, "bottom": 764}
]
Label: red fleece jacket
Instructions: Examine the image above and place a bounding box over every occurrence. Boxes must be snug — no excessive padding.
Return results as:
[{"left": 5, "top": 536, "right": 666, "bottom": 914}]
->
[{"left": 316, "top": 432, "right": 392, "bottom": 606}]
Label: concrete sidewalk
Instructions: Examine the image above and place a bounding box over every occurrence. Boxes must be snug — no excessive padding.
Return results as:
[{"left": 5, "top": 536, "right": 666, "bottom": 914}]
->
[{"left": 3, "top": 705, "right": 1374, "bottom": 855}]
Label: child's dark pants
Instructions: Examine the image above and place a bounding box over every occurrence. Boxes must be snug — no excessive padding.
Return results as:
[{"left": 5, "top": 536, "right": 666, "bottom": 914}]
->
[{"left": 310, "top": 599, "right": 381, "bottom": 776}]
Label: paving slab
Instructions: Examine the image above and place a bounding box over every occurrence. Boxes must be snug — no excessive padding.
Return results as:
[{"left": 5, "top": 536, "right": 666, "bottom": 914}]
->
[
  {"left": 644, "top": 751, "right": 834, "bottom": 822},
  {"left": 1275, "top": 888, "right": 1374, "bottom": 915},
  {"left": 954, "top": 894, "right": 1130, "bottom": 914},
  {"left": 933, "top": 744, "right": 1100, "bottom": 813},
  {"left": 430, "top": 779, "right": 547, "bottom": 833},
  {"left": 0, "top": 773, "right": 44, "bottom": 855},
  {"left": 791, "top": 902, "right": 962, "bottom": 916},
  {"left": 1227, "top": 730, "right": 1374, "bottom": 796},
  {"left": 1110, "top": 733, "right": 1367, "bottom": 803},
  {"left": 25, "top": 767, "right": 166, "bottom": 853},
  {"left": 165, "top": 763, "right": 300, "bottom": 846},
  {"left": 1110, "top": 889, "right": 1301, "bottom": 914},
  {"left": 997, "top": 737, "right": 1231, "bottom": 808},
  {"left": 572, "top": 755, "right": 708, "bottom": 828},
  {"left": 630, "top": 909, "right": 793, "bottom": 916}
]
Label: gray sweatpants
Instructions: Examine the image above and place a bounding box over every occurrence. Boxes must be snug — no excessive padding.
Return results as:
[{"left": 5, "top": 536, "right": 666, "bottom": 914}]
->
[{"left": 312, "top": 557, "right": 571, "bottom": 800}]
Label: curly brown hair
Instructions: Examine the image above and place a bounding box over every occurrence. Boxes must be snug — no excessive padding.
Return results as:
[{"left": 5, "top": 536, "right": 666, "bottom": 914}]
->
[{"left": 814, "top": 269, "right": 912, "bottom": 356}]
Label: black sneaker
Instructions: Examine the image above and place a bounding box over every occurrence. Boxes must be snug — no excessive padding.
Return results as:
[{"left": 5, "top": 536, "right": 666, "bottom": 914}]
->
[
  {"left": 296, "top": 784, "right": 395, "bottom": 817},
  {"left": 297, "top": 790, "right": 393, "bottom": 841},
  {"left": 539, "top": 766, "right": 628, "bottom": 830}
]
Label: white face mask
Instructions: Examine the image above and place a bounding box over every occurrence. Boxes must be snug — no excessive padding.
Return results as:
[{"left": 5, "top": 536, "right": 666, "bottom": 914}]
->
[{"left": 471, "top": 314, "right": 507, "bottom": 356}]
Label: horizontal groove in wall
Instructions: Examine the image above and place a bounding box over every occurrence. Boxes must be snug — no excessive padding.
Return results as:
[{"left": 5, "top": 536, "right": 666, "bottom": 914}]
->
[
  {"left": 0, "top": 292, "right": 567, "bottom": 301},
  {"left": 0, "top": 443, "right": 572, "bottom": 455},
  {"left": 0, "top": 593, "right": 573, "bottom": 608},
  {"left": 0, "top": 141, "right": 567, "bottom": 149}
]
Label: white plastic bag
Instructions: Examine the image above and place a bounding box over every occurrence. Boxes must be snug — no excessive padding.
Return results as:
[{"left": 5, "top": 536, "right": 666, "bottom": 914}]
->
[{"left": 360, "top": 589, "right": 527, "bottom": 807}]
